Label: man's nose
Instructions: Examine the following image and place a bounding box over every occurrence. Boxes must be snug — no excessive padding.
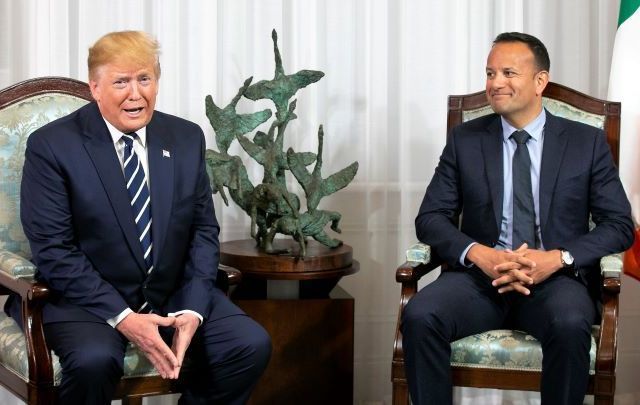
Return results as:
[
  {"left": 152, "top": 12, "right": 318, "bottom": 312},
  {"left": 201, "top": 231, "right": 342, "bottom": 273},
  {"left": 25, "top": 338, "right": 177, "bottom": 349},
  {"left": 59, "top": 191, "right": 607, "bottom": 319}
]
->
[
  {"left": 128, "top": 82, "right": 142, "bottom": 100},
  {"left": 491, "top": 73, "right": 506, "bottom": 88}
]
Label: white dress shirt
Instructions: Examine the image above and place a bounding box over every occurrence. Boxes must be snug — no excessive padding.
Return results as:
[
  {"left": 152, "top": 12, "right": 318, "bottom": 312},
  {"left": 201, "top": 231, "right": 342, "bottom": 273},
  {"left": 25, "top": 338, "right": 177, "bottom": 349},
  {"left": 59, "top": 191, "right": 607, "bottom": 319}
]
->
[
  {"left": 460, "top": 109, "right": 546, "bottom": 265},
  {"left": 102, "top": 118, "right": 202, "bottom": 327}
]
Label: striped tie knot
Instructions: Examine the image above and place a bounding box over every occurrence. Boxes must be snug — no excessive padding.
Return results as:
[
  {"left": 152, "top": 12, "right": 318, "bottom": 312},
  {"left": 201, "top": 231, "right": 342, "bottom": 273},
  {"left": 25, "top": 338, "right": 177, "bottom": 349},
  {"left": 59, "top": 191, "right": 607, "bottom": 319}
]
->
[
  {"left": 122, "top": 132, "right": 154, "bottom": 276},
  {"left": 122, "top": 132, "right": 137, "bottom": 151}
]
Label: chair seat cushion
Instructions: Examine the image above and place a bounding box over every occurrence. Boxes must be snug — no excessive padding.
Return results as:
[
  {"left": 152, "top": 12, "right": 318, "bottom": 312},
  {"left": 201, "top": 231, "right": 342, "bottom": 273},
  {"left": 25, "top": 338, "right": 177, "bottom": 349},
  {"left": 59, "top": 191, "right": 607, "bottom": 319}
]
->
[
  {"left": 451, "top": 328, "right": 598, "bottom": 374},
  {"left": 0, "top": 312, "right": 160, "bottom": 384}
]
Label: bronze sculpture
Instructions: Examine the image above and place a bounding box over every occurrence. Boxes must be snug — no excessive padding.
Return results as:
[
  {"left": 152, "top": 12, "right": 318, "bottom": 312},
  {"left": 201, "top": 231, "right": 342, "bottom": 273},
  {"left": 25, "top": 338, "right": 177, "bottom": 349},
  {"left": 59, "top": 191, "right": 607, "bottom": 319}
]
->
[{"left": 205, "top": 30, "right": 358, "bottom": 257}]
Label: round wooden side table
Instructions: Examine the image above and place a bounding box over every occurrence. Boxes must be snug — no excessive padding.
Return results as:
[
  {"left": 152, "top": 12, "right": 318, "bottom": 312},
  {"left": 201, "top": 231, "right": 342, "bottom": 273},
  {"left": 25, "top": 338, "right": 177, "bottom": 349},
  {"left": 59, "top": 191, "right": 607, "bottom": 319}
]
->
[{"left": 221, "top": 239, "right": 359, "bottom": 298}]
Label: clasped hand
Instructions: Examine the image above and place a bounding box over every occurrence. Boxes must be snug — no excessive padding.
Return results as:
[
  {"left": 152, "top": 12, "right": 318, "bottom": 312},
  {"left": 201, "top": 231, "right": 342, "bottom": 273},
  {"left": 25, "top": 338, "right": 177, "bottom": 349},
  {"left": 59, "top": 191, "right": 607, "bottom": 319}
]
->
[
  {"left": 467, "top": 243, "right": 563, "bottom": 295},
  {"left": 116, "top": 312, "right": 200, "bottom": 379}
]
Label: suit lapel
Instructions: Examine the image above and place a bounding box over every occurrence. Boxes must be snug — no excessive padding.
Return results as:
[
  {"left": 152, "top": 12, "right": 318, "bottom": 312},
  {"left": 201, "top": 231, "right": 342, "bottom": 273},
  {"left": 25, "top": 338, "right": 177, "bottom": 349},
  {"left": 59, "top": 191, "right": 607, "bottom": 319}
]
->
[
  {"left": 147, "top": 115, "right": 174, "bottom": 267},
  {"left": 482, "top": 116, "right": 504, "bottom": 231},
  {"left": 539, "top": 111, "right": 568, "bottom": 232},
  {"left": 80, "top": 104, "right": 147, "bottom": 274}
]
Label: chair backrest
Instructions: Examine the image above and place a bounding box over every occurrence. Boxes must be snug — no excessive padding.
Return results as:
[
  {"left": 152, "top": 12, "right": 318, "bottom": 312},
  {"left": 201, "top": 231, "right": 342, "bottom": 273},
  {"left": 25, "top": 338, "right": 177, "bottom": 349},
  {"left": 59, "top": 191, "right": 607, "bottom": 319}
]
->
[
  {"left": 446, "top": 82, "right": 621, "bottom": 165},
  {"left": 0, "top": 77, "right": 93, "bottom": 258}
]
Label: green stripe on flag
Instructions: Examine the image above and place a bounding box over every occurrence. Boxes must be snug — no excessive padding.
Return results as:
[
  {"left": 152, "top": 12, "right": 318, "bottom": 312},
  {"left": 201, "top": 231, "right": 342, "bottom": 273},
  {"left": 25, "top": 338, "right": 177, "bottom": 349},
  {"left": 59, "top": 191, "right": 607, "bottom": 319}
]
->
[{"left": 619, "top": 0, "right": 640, "bottom": 27}]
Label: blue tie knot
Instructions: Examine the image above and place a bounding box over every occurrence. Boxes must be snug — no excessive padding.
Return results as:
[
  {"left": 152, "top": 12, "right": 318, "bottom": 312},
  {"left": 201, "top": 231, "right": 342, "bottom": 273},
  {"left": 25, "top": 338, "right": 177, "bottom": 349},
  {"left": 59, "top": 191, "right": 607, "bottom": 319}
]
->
[{"left": 511, "top": 130, "right": 530, "bottom": 145}]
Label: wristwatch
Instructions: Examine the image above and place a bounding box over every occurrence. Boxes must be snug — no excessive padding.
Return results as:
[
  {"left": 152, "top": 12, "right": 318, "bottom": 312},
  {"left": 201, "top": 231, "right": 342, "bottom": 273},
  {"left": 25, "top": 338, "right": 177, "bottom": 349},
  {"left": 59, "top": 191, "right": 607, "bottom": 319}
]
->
[
  {"left": 560, "top": 250, "right": 574, "bottom": 267},
  {"left": 560, "top": 250, "right": 579, "bottom": 277}
]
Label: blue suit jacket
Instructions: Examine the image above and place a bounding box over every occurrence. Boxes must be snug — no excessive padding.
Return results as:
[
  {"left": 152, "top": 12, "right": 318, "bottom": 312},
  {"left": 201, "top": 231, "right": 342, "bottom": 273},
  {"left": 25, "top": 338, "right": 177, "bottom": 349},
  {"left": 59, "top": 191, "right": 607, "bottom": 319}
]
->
[
  {"left": 416, "top": 111, "right": 634, "bottom": 299},
  {"left": 8, "top": 102, "right": 241, "bottom": 326}
]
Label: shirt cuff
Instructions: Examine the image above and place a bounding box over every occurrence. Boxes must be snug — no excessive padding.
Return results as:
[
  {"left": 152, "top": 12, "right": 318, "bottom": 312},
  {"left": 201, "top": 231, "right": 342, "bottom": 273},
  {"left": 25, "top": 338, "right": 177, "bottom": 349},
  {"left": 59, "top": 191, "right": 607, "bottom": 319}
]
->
[
  {"left": 107, "top": 308, "right": 133, "bottom": 328},
  {"left": 459, "top": 242, "right": 477, "bottom": 267},
  {"left": 168, "top": 310, "right": 203, "bottom": 325}
]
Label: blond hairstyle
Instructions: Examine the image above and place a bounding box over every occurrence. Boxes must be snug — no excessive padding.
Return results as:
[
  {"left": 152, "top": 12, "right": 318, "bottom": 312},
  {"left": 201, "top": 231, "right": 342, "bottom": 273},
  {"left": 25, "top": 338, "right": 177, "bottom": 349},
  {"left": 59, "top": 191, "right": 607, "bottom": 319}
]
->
[{"left": 88, "top": 31, "right": 161, "bottom": 80}]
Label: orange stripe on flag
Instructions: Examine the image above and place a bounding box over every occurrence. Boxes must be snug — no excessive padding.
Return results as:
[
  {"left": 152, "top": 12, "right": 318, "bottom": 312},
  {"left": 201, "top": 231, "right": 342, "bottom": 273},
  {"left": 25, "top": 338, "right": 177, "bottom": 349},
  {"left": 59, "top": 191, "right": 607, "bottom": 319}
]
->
[{"left": 623, "top": 227, "right": 640, "bottom": 281}]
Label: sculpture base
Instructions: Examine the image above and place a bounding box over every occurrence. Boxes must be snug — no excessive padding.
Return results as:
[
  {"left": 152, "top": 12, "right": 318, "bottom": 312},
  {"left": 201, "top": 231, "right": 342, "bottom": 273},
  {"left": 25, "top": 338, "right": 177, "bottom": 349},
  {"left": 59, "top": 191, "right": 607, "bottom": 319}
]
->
[
  {"left": 220, "top": 239, "right": 357, "bottom": 403},
  {"left": 235, "top": 287, "right": 354, "bottom": 405}
]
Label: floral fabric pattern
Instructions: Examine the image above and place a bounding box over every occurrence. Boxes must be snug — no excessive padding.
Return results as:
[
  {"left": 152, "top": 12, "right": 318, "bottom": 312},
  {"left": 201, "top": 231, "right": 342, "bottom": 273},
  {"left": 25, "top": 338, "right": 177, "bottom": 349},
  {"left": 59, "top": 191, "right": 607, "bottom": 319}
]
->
[
  {"left": 0, "top": 94, "right": 89, "bottom": 258},
  {"left": 462, "top": 97, "right": 605, "bottom": 129},
  {"left": 450, "top": 328, "right": 598, "bottom": 375},
  {"left": 0, "top": 249, "right": 36, "bottom": 278}
]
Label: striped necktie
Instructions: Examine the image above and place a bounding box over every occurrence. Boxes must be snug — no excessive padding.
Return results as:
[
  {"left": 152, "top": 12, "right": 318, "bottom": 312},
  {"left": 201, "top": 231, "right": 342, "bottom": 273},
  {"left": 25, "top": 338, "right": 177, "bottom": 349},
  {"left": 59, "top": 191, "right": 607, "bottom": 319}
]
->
[{"left": 122, "top": 133, "right": 153, "bottom": 275}]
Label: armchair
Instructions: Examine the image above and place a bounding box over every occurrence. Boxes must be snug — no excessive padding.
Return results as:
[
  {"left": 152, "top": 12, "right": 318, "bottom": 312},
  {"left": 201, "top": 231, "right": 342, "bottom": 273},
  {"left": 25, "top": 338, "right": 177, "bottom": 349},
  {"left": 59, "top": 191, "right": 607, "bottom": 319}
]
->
[
  {"left": 0, "top": 77, "right": 241, "bottom": 405},
  {"left": 391, "top": 82, "right": 622, "bottom": 405}
]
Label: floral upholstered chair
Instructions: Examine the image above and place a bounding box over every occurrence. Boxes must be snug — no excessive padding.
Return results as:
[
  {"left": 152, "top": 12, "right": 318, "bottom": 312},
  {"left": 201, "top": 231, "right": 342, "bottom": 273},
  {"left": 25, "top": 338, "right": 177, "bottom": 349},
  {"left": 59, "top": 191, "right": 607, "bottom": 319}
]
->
[
  {"left": 0, "top": 77, "right": 240, "bottom": 405},
  {"left": 391, "top": 82, "right": 622, "bottom": 405}
]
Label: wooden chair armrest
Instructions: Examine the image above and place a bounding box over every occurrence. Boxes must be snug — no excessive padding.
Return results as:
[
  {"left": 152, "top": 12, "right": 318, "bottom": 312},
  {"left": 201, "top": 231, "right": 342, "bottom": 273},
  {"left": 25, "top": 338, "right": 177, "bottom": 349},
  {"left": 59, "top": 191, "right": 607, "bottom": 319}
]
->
[
  {"left": 600, "top": 252, "right": 622, "bottom": 296},
  {"left": 396, "top": 242, "right": 441, "bottom": 283},
  {"left": 0, "top": 270, "right": 54, "bottom": 386},
  {"left": 595, "top": 253, "right": 622, "bottom": 383},
  {"left": 396, "top": 260, "right": 440, "bottom": 284},
  {"left": 0, "top": 250, "right": 43, "bottom": 298},
  {"left": 393, "top": 245, "right": 442, "bottom": 370},
  {"left": 0, "top": 271, "right": 50, "bottom": 301},
  {"left": 216, "top": 265, "right": 242, "bottom": 294}
]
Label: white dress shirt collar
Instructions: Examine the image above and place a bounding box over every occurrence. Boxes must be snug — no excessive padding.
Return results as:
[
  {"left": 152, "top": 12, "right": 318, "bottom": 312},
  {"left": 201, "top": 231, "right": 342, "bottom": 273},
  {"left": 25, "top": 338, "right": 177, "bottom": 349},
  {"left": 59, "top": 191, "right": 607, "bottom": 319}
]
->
[
  {"left": 500, "top": 108, "right": 546, "bottom": 143},
  {"left": 102, "top": 118, "right": 148, "bottom": 147}
]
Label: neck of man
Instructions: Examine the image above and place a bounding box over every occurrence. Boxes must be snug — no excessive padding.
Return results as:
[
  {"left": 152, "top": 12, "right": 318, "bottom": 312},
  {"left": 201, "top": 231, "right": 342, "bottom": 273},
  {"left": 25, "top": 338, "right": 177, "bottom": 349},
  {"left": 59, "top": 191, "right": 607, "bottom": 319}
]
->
[{"left": 503, "top": 103, "right": 543, "bottom": 130}]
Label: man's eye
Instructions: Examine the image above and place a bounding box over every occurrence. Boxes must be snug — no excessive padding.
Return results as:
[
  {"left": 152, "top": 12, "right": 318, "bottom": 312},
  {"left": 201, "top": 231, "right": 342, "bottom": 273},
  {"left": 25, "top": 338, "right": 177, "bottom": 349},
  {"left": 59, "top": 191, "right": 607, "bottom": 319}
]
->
[
  {"left": 486, "top": 72, "right": 495, "bottom": 78},
  {"left": 504, "top": 71, "right": 515, "bottom": 77},
  {"left": 140, "top": 77, "right": 151, "bottom": 85},
  {"left": 113, "top": 80, "right": 127, "bottom": 89}
]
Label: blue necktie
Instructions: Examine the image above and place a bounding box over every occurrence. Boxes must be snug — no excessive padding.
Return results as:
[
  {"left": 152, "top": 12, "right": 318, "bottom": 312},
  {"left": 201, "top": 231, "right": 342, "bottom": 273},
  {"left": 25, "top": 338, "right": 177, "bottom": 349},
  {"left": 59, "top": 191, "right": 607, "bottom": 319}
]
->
[
  {"left": 122, "top": 133, "right": 153, "bottom": 273},
  {"left": 511, "top": 130, "right": 536, "bottom": 249}
]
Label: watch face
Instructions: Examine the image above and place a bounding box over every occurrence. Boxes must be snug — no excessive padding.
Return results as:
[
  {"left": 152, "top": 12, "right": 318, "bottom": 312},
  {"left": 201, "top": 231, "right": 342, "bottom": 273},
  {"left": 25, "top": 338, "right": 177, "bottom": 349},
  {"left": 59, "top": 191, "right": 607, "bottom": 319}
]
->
[{"left": 562, "top": 250, "right": 574, "bottom": 266}]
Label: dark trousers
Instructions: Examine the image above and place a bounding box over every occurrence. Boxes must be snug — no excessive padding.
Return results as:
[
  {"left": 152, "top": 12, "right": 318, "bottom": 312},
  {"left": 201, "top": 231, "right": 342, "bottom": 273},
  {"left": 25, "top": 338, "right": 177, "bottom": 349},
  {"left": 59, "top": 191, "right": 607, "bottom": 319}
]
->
[
  {"left": 401, "top": 268, "right": 596, "bottom": 405},
  {"left": 44, "top": 309, "right": 271, "bottom": 405}
]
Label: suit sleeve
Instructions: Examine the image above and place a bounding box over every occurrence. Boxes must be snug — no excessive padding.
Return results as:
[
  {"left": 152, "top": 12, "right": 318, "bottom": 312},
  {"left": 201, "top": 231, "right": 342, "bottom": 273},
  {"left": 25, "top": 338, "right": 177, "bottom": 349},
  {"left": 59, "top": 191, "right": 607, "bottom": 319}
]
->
[
  {"left": 562, "top": 132, "right": 634, "bottom": 267},
  {"left": 164, "top": 129, "right": 220, "bottom": 318},
  {"left": 21, "top": 133, "right": 129, "bottom": 321},
  {"left": 415, "top": 128, "right": 476, "bottom": 265}
]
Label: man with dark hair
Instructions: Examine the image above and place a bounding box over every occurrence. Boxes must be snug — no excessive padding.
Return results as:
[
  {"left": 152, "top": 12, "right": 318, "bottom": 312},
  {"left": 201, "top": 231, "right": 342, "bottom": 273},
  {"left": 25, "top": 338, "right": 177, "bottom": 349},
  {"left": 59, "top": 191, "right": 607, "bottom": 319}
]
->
[
  {"left": 402, "top": 32, "right": 633, "bottom": 404},
  {"left": 494, "top": 32, "right": 551, "bottom": 72}
]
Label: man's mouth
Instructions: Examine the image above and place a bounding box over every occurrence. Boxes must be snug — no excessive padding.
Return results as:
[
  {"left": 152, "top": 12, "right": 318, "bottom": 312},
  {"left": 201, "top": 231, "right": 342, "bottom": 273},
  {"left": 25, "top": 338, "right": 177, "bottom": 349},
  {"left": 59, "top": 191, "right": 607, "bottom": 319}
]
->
[{"left": 124, "top": 107, "right": 144, "bottom": 115}]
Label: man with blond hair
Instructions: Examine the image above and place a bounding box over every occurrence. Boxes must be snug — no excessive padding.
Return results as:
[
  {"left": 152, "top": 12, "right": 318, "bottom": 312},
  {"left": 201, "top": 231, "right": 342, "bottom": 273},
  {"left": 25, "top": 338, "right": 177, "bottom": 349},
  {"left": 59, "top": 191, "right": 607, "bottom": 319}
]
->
[{"left": 6, "top": 31, "right": 270, "bottom": 404}]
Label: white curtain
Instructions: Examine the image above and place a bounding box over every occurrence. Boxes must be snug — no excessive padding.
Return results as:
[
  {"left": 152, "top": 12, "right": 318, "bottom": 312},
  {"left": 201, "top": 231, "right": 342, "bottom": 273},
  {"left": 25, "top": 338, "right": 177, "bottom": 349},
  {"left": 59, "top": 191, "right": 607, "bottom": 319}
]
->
[{"left": 2, "top": 1, "right": 638, "bottom": 404}]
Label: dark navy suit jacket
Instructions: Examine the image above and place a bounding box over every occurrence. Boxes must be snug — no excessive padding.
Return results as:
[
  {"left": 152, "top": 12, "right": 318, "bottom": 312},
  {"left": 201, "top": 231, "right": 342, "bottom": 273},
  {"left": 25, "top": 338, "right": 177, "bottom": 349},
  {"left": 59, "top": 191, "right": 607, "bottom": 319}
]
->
[
  {"left": 416, "top": 110, "right": 634, "bottom": 300},
  {"left": 8, "top": 102, "right": 241, "bottom": 326}
]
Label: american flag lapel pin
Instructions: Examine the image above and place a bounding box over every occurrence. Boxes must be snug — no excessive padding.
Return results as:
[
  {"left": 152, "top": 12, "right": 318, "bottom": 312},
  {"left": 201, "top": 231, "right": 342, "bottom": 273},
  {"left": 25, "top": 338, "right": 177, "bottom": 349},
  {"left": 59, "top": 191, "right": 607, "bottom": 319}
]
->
[{"left": 163, "top": 149, "right": 171, "bottom": 158}]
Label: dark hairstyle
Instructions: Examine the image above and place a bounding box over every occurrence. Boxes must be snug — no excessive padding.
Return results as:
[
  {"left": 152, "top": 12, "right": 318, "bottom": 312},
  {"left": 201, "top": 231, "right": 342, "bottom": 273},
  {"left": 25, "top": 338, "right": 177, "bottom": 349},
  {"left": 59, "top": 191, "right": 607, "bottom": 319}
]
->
[{"left": 493, "top": 32, "right": 550, "bottom": 72}]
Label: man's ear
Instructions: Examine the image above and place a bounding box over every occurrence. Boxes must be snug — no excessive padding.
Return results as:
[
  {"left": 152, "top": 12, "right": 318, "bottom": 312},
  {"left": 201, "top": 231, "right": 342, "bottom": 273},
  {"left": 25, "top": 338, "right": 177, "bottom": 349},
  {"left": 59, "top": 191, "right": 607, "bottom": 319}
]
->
[
  {"left": 89, "top": 80, "right": 100, "bottom": 101},
  {"left": 535, "top": 70, "right": 549, "bottom": 96}
]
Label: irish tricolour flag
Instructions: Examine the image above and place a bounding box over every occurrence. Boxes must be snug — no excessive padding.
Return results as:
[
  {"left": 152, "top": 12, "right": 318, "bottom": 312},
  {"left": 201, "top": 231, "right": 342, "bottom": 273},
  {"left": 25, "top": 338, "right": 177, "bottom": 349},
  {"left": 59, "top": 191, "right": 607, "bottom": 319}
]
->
[{"left": 609, "top": 0, "right": 640, "bottom": 280}]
